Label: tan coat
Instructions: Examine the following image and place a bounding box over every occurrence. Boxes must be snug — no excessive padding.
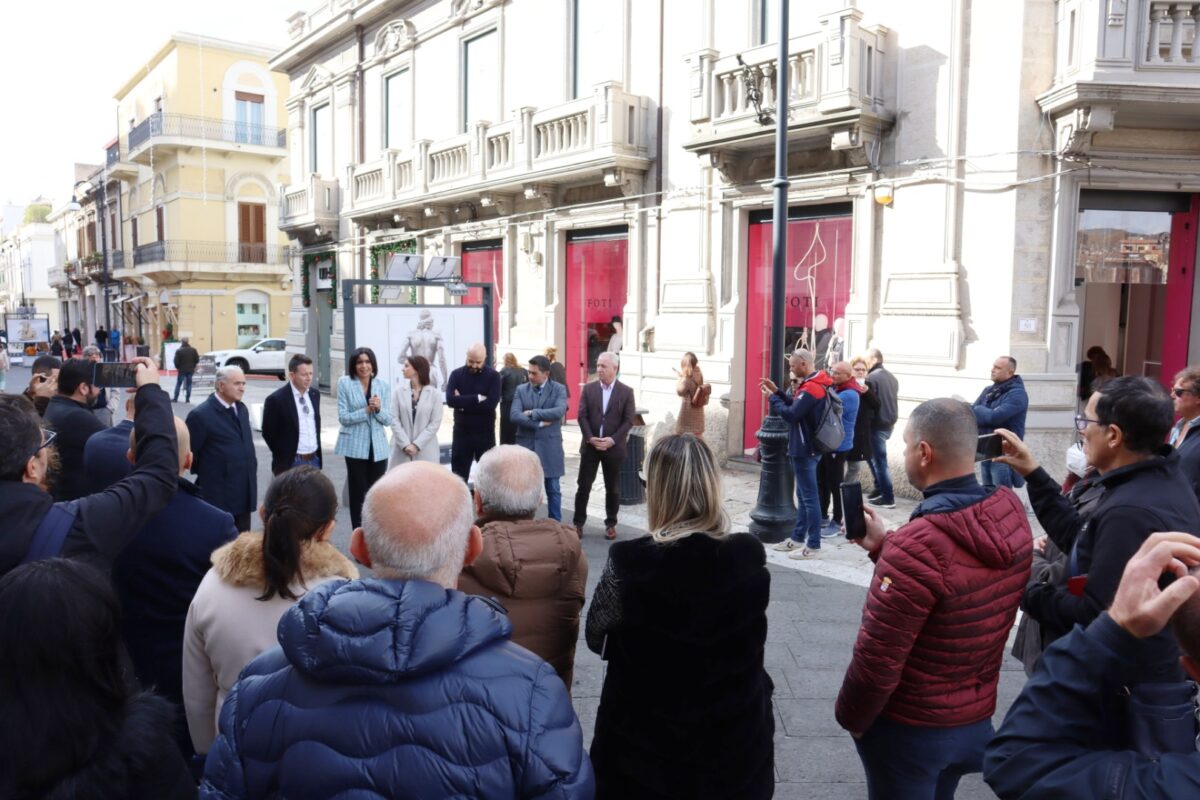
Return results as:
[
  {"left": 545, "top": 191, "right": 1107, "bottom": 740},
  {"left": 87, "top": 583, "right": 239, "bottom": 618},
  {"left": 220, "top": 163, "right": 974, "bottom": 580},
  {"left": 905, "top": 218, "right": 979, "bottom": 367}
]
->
[
  {"left": 675, "top": 367, "right": 706, "bottom": 436},
  {"left": 457, "top": 515, "right": 588, "bottom": 691},
  {"left": 182, "top": 532, "right": 358, "bottom": 754}
]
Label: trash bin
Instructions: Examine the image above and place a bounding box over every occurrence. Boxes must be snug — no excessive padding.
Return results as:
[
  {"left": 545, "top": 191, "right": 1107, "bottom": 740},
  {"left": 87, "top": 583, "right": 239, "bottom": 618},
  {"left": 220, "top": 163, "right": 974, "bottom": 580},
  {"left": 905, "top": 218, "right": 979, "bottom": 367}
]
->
[{"left": 619, "top": 425, "right": 647, "bottom": 505}]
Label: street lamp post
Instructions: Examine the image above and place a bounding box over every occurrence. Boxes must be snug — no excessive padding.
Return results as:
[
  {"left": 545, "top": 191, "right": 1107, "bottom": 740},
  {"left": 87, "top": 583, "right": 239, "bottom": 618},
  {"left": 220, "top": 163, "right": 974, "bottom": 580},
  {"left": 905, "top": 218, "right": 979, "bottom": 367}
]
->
[{"left": 748, "top": 0, "right": 795, "bottom": 543}]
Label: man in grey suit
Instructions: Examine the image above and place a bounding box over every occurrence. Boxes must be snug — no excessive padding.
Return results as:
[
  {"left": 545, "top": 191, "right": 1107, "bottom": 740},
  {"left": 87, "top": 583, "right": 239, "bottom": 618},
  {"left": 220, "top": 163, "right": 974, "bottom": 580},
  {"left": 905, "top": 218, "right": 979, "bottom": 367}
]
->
[
  {"left": 573, "top": 352, "right": 636, "bottom": 540},
  {"left": 511, "top": 355, "right": 569, "bottom": 521}
]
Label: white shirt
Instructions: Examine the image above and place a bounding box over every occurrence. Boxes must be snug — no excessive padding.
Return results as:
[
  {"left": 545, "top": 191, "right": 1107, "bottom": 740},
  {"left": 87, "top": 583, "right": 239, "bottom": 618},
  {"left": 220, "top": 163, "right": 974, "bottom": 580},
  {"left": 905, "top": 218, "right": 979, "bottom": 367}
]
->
[
  {"left": 214, "top": 394, "right": 236, "bottom": 411},
  {"left": 599, "top": 380, "right": 614, "bottom": 437},
  {"left": 292, "top": 384, "right": 319, "bottom": 455}
]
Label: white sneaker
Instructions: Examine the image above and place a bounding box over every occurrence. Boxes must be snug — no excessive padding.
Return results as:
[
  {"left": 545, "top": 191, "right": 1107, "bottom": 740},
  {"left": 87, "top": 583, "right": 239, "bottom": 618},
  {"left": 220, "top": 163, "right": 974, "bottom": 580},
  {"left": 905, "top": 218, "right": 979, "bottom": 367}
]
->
[
  {"left": 788, "top": 547, "right": 821, "bottom": 560},
  {"left": 772, "top": 539, "right": 803, "bottom": 552}
]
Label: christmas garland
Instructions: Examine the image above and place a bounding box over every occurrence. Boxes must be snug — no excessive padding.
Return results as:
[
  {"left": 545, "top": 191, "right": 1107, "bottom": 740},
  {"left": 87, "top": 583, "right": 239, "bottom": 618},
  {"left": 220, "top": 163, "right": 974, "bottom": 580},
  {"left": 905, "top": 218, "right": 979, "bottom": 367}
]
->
[
  {"left": 300, "top": 254, "right": 313, "bottom": 307},
  {"left": 369, "top": 239, "right": 416, "bottom": 304},
  {"left": 301, "top": 252, "right": 337, "bottom": 308}
]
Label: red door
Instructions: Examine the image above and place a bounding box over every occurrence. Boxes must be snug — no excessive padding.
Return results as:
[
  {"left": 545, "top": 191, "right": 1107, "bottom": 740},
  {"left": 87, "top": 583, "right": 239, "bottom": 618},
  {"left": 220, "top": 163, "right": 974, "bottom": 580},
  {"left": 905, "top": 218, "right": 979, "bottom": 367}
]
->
[
  {"left": 743, "top": 207, "right": 853, "bottom": 451},
  {"left": 1161, "top": 196, "right": 1199, "bottom": 386},
  {"left": 461, "top": 241, "right": 504, "bottom": 346},
  {"left": 565, "top": 228, "right": 628, "bottom": 419}
]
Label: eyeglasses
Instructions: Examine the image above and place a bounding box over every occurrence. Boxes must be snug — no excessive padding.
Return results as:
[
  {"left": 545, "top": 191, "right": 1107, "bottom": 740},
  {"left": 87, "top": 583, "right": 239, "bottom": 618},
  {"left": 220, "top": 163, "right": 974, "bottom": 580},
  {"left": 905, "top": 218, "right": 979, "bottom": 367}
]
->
[
  {"left": 1173, "top": 387, "right": 1197, "bottom": 398},
  {"left": 32, "top": 428, "right": 57, "bottom": 456},
  {"left": 1074, "top": 415, "right": 1103, "bottom": 433}
]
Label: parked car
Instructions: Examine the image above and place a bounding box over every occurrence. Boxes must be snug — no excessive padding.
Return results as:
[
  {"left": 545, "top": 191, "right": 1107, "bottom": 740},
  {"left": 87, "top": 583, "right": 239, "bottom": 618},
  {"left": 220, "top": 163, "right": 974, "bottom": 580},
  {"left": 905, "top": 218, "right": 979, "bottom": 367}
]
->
[{"left": 204, "top": 338, "right": 287, "bottom": 379}]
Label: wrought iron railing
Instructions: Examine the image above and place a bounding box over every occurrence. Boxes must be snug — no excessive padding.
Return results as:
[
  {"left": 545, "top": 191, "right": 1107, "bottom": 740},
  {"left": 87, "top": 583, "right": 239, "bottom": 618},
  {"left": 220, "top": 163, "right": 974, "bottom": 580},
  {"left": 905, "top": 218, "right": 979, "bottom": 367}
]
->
[
  {"left": 128, "top": 112, "right": 287, "bottom": 151},
  {"left": 132, "top": 240, "right": 285, "bottom": 266}
]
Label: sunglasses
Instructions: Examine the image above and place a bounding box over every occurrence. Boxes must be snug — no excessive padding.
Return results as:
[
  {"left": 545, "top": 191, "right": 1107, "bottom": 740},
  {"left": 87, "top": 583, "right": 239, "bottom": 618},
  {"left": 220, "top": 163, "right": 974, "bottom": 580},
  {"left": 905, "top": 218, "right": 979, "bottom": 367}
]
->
[{"left": 1173, "top": 387, "right": 1197, "bottom": 398}]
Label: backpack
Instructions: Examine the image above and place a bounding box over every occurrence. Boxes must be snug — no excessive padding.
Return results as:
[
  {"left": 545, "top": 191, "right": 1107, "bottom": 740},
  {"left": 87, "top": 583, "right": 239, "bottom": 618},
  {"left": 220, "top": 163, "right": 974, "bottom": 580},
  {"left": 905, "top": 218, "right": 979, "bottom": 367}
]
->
[
  {"left": 690, "top": 383, "right": 712, "bottom": 408},
  {"left": 812, "top": 387, "right": 845, "bottom": 454}
]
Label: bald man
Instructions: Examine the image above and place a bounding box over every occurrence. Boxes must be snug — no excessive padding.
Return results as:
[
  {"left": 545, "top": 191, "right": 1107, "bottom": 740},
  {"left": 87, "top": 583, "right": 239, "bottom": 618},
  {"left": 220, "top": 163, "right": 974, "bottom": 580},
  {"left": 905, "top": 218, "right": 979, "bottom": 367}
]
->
[
  {"left": 445, "top": 342, "right": 502, "bottom": 482},
  {"left": 101, "top": 415, "right": 238, "bottom": 760},
  {"left": 201, "top": 461, "right": 594, "bottom": 798}
]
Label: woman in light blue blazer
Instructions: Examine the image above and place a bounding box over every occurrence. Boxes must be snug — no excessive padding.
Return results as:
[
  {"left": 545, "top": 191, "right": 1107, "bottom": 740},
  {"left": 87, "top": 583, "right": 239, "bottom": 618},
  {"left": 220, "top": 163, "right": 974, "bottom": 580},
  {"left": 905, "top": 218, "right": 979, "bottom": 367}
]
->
[{"left": 335, "top": 347, "right": 393, "bottom": 528}]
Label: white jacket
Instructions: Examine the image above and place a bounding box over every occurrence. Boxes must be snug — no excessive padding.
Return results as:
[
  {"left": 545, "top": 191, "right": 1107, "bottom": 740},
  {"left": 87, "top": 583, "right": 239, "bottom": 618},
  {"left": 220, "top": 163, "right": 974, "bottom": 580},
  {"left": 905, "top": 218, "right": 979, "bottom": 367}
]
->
[
  {"left": 389, "top": 383, "right": 443, "bottom": 467},
  {"left": 182, "top": 532, "right": 358, "bottom": 754}
]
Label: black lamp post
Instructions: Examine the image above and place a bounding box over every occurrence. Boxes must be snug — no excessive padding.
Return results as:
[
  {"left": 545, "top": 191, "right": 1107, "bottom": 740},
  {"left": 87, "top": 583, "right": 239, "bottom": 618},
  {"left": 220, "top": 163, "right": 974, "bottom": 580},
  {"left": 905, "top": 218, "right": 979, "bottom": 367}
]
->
[{"left": 748, "top": 0, "right": 795, "bottom": 543}]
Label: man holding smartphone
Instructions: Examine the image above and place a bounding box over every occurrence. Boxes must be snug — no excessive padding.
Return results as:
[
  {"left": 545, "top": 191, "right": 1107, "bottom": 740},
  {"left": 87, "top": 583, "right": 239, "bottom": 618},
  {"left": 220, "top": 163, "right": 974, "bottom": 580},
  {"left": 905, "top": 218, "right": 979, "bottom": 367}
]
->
[
  {"left": 973, "top": 355, "right": 1028, "bottom": 490},
  {"left": 836, "top": 398, "right": 1032, "bottom": 798}
]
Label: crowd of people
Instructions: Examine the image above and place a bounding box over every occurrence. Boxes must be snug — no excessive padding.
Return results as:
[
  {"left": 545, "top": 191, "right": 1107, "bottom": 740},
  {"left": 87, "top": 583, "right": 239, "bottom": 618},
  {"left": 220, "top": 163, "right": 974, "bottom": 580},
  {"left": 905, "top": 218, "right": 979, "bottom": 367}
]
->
[{"left": 5, "top": 337, "right": 1200, "bottom": 798}]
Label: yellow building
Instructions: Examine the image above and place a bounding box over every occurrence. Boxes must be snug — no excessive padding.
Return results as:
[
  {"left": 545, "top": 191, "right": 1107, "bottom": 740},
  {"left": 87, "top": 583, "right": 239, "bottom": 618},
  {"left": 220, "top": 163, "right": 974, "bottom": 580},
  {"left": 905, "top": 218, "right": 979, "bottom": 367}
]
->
[{"left": 108, "top": 33, "right": 291, "bottom": 356}]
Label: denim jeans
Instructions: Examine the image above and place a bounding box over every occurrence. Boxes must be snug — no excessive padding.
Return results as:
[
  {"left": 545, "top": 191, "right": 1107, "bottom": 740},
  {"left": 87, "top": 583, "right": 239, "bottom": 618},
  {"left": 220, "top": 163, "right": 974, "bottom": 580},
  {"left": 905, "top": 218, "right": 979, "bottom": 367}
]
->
[
  {"left": 869, "top": 426, "right": 895, "bottom": 502},
  {"left": 979, "top": 459, "right": 1015, "bottom": 490},
  {"left": 791, "top": 455, "right": 822, "bottom": 548},
  {"left": 174, "top": 371, "right": 194, "bottom": 402},
  {"left": 854, "top": 716, "right": 994, "bottom": 800},
  {"left": 545, "top": 477, "right": 562, "bottom": 522}
]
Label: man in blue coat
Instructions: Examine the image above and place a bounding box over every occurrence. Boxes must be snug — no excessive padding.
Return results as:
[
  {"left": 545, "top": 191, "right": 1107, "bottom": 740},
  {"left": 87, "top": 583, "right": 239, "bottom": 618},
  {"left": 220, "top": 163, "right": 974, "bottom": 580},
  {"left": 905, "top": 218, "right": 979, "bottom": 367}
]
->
[
  {"left": 200, "top": 461, "right": 593, "bottom": 800},
  {"left": 88, "top": 414, "right": 237, "bottom": 759},
  {"left": 973, "top": 355, "right": 1029, "bottom": 490},
  {"left": 185, "top": 366, "right": 257, "bottom": 531},
  {"left": 511, "top": 354, "right": 569, "bottom": 521},
  {"left": 985, "top": 531, "right": 1200, "bottom": 798}
]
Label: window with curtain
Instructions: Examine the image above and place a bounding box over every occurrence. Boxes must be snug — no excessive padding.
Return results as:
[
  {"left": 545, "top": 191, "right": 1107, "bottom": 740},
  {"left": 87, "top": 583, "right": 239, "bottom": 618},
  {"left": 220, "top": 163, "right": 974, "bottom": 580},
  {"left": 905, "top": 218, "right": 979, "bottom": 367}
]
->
[
  {"left": 462, "top": 30, "right": 498, "bottom": 133},
  {"left": 311, "top": 103, "right": 332, "bottom": 176},
  {"left": 385, "top": 70, "right": 410, "bottom": 150},
  {"left": 235, "top": 91, "right": 265, "bottom": 145}
]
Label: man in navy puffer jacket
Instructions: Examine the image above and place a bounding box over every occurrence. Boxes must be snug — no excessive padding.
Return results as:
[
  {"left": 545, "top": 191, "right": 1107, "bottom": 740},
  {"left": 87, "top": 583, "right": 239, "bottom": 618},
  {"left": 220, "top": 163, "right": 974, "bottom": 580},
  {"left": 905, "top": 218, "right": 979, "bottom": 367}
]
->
[{"left": 200, "top": 461, "right": 593, "bottom": 799}]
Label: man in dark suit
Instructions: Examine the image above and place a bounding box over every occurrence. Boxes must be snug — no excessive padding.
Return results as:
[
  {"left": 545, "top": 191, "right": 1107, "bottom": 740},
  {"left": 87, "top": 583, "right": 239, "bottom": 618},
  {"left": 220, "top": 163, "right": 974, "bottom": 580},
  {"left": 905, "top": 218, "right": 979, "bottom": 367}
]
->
[
  {"left": 445, "top": 342, "right": 502, "bottom": 483},
  {"left": 573, "top": 351, "right": 636, "bottom": 540},
  {"left": 90, "top": 414, "right": 237, "bottom": 759},
  {"left": 185, "top": 365, "right": 257, "bottom": 531},
  {"left": 43, "top": 358, "right": 106, "bottom": 501},
  {"left": 262, "top": 354, "right": 322, "bottom": 475},
  {"left": 83, "top": 395, "right": 136, "bottom": 490}
]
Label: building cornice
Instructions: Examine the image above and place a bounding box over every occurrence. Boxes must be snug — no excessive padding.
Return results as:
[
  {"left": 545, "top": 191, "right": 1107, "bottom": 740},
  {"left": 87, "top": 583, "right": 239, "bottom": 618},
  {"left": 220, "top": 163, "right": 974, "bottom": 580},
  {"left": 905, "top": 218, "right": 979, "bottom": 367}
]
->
[{"left": 115, "top": 32, "right": 281, "bottom": 100}]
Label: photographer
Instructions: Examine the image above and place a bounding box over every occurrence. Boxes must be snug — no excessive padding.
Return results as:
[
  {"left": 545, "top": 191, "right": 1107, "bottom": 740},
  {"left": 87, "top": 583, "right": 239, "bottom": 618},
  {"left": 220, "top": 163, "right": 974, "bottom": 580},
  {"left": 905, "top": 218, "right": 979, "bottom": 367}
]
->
[
  {"left": 0, "top": 357, "right": 178, "bottom": 578},
  {"left": 22, "top": 354, "right": 61, "bottom": 416},
  {"left": 993, "top": 376, "right": 1200, "bottom": 682}
]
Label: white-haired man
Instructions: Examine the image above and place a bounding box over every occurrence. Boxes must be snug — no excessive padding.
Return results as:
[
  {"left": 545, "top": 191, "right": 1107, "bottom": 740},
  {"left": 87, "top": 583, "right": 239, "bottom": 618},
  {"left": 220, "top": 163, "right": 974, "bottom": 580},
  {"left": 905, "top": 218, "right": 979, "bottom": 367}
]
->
[
  {"left": 185, "top": 365, "right": 257, "bottom": 530},
  {"left": 459, "top": 445, "right": 588, "bottom": 690},
  {"left": 574, "top": 351, "right": 636, "bottom": 540},
  {"left": 199, "top": 461, "right": 594, "bottom": 799}
]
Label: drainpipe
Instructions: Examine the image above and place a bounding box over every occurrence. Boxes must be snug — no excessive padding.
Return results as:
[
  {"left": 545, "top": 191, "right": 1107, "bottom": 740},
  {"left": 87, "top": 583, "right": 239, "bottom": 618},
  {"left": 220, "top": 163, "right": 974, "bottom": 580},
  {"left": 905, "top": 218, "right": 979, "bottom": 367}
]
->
[
  {"left": 945, "top": 0, "right": 969, "bottom": 320},
  {"left": 651, "top": 0, "right": 664, "bottom": 348},
  {"left": 356, "top": 25, "right": 366, "bottom": 289}
]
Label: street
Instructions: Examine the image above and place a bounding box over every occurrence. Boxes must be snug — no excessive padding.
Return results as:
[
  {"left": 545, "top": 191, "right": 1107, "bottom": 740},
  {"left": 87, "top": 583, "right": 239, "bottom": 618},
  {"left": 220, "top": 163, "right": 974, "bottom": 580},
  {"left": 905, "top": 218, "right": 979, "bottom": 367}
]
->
[{"left": 7, "top": 364, "right": 1024, "bottom": 798}]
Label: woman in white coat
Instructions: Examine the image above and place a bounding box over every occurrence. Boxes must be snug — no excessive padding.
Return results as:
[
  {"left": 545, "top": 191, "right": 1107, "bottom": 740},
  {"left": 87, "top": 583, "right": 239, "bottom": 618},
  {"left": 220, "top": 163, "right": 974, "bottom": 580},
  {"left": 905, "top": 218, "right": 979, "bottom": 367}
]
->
[
  {"left": 390, "top": 354, "right": 443, "bottom": 467},
  {"left": 181, "top": 467, "right": 357, "bottom": 756}
]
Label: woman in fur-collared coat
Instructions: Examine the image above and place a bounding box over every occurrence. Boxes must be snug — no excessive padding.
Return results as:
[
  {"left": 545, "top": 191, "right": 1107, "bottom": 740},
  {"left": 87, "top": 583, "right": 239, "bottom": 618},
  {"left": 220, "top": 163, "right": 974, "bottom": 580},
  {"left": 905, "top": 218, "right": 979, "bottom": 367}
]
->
[{"left": 182, "top": 467, "right": 358, "bottom": 756}]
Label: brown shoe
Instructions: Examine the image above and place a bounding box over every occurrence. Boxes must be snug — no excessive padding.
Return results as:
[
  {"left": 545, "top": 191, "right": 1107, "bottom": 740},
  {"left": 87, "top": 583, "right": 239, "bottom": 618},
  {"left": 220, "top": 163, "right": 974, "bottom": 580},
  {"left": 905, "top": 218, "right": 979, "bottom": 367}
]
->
[
  {"left": 605, "top": 526, "right": 617, "bottom": 540},
  {"left": 574, "top": 523, "right": 584, "bottom": 539}
]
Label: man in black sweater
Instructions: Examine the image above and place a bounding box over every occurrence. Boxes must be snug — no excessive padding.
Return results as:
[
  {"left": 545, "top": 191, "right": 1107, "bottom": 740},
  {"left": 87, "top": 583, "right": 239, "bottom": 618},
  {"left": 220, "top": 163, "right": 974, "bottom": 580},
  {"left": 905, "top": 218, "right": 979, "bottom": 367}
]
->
[
  {"left": 0, "top": 357, "right": 178, "bottom": 578},
  {"left": 43, "top": 358, "right": 107, "bottom": 501},
  {"left": 994, "top": 376, "right": 1200, "bottom": 682},
  {"left": 445, "top": 342, "right": 502, "bottom": 483}
]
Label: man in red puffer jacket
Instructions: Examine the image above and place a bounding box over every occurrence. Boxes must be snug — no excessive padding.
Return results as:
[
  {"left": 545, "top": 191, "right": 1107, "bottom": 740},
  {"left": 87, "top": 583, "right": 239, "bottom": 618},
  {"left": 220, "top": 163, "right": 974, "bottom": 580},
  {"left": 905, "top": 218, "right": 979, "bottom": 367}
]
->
[{"left": 835, "top": 397, "right": 1032, "bottom": 799}]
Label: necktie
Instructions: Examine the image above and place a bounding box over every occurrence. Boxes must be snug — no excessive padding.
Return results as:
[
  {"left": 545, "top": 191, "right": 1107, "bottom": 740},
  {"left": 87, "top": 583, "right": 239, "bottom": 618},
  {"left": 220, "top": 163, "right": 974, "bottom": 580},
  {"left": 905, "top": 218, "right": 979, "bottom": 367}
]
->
[{"left": 230, "top": 405, "right": 240, "bottom": 426}]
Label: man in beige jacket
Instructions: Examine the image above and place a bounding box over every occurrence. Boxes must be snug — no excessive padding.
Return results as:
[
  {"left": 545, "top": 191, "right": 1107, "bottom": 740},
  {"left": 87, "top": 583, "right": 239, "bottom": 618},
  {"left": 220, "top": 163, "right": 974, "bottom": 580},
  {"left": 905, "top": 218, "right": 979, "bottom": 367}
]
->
[{"left": 457, "top": 445, "right": 588, "bottom": 691}]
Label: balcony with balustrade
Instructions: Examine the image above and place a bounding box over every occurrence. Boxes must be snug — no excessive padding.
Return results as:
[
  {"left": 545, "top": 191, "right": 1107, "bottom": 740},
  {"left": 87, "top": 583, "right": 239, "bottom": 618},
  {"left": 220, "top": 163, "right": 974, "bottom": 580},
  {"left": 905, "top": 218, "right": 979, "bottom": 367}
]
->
[
  {"left": 345, "top": 81, "right": 652, "bottom": 220},
  {"left": 682, "top": 3, "right": 892, "bottom": 174},
  {"left": 48, "top": 267, "right": 70, "bottom": 290},
  {"left": 105, "top": 140, "right": 138, "bottom": 182},
  {"left": 130, "top": 239, "right": 289, "bottom": 283},
  {"left": 279, "top": 174, "right": 340, "bottom": 239},
  {"left": 1039, "top": 0, "right": 1200, "bottom": 147},
  {"left": 125, "top": 112, "right": 287, "bottom": 165}
]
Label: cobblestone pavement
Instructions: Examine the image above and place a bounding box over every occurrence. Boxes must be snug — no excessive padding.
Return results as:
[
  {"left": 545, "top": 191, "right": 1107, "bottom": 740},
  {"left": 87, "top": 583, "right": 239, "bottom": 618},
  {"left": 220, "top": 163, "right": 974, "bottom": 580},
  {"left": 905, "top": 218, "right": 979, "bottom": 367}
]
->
[{"left": 8, "top": 366, "right": 1023, "bottom": 798}]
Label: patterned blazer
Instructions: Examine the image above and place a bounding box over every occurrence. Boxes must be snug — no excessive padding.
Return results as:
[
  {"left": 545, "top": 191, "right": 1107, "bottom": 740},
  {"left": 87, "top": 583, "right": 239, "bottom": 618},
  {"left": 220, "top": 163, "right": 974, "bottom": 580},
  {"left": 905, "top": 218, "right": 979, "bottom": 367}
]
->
[{"left": 334, "top": 375, "right": 393, "bottom": 462}]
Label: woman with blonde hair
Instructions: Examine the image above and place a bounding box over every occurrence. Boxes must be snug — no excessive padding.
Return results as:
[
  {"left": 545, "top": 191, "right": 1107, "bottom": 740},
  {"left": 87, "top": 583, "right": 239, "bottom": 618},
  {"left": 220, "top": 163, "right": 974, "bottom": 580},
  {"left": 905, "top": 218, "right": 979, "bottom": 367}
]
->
[
  {"left": 585, "top": 434, "right": 773, "bottom": 799},
  {"left": 673, "top": 351, "right": 707, "bottom": 437}
]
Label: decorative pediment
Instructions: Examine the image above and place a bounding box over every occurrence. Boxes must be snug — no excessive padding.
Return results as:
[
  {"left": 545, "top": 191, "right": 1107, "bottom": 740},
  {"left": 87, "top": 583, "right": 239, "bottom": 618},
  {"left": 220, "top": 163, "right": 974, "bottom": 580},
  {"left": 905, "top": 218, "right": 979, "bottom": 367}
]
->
[
  {"left": 376, "top": 20, "right": 416, "bottom": 57},
  {"left": 300, "top": 65, "right": 334, "bottom": 94}
]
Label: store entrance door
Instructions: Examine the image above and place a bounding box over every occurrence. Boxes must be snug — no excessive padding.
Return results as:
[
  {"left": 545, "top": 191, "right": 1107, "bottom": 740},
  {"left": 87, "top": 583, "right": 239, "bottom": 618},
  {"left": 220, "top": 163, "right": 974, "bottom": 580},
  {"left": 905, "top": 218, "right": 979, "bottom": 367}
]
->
[
  {"left": 564, "top": 227, "right": 628, "bottom": 420},
  {"left": 743, "top": 206, "right": 853, "bottom": 452},
  {"left": 461, "top": 240, "right": 503, "bottom": 345},
  {"left": 1075, "top": 191, "right": 1198, "bottom": 400}
]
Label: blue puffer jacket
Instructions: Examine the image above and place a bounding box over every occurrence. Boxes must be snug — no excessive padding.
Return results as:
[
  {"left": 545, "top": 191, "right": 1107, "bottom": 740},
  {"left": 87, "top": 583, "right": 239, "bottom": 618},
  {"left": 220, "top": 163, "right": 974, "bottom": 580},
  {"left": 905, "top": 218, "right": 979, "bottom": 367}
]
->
[{"left": 200, "top": 578, "right": 594, "bottom": 800}]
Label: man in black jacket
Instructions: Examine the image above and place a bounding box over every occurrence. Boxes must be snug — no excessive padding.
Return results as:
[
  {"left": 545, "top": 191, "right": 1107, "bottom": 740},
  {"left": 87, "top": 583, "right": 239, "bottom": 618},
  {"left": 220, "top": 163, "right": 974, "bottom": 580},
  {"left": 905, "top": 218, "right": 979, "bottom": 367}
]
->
[
  {"left": 261, "top": 354, "right": 322, "bottom": 475},
  {"left": 1170, "top": 366, "right": 1200, "bottom": 503},
  {"left": 445, "top": 343, "right": 501, "bottom": 483},
  {"left": 173, "top": 338, "right": 200, "bottom": 404},
  {"left": 864, "top": 348, "right": 899, "bottom": 508},
  {"left": 994, "top": 376, "right": 1200, "bottom": 682},
  {"left": 0, "top": 357, "right": 178, "bottom": 578},
  {"left": 185, "top": 366, "right": 257, "bottom": 531},
  {"left": 43, "top": 358, "right": 106, "bottom": 501}
]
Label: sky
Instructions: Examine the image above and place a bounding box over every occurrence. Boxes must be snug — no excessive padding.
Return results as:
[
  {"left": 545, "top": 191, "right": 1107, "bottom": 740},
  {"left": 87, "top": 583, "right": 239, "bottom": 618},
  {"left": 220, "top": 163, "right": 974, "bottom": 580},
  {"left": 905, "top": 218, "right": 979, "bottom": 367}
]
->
[{"left": 0, "top": 0, "right": 302, "bottom": 210}]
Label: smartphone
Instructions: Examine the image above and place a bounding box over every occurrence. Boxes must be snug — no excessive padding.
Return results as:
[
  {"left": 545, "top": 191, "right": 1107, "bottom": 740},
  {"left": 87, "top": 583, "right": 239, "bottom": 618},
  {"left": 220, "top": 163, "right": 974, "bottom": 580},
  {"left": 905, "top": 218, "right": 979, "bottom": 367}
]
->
[
  {"left": 92, "top": 362, "right": 138, "bottom": 388},
  {"left": 841, "top": 481, "right": 867, "bottom": 541},
  {"left": 976, "top": 433, "right": 1005, "bottom": 462}
]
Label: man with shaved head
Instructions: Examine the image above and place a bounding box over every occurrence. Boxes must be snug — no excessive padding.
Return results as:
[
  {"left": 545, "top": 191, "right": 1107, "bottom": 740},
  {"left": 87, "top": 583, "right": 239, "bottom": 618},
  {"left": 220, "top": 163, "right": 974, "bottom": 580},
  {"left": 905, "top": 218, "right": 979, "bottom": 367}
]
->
[
  {"left": 445, "top": 342, "right": 502, "bottom": 483},
  {"left": 836, "top": 398, "right": 1032, "bottom": 798},
  {"left": 459, "top": 445, "right": 587, "bottom": 689},
  {"left": 200, "top": 461, "right": 594, "bottom": 799}
]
